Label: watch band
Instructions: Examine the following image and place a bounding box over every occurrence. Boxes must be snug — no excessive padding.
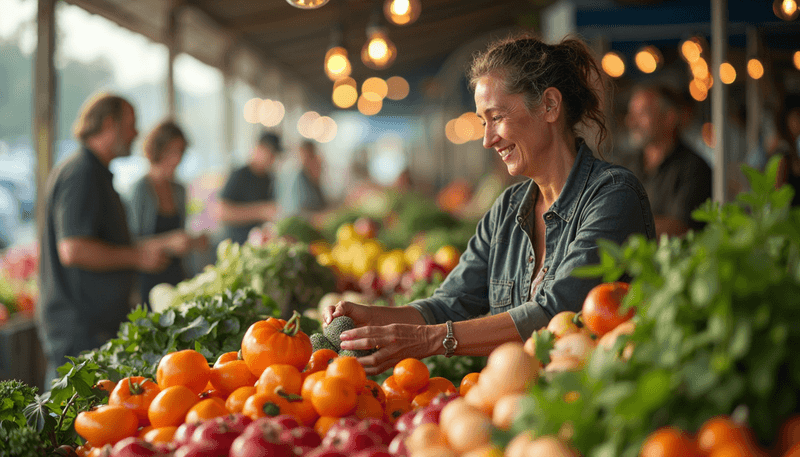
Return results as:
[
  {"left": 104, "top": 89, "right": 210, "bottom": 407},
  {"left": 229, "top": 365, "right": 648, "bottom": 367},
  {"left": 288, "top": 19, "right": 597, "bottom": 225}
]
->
[{"left": 443, "top": 320, "right": 457, "bottom": 358}]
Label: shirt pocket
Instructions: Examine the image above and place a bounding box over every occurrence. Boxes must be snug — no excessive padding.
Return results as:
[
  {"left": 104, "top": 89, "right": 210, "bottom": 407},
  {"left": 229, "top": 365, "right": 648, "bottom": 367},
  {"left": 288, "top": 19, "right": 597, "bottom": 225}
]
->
[{"left": 489, "top": 279, "right": 514, "bottom": 309}]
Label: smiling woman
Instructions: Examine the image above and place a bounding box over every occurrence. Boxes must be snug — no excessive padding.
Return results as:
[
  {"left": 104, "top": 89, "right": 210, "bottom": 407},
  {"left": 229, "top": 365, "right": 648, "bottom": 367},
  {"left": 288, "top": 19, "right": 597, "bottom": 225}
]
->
[{"left": 321, "top": 33, "right": 657, "bottom": 376}]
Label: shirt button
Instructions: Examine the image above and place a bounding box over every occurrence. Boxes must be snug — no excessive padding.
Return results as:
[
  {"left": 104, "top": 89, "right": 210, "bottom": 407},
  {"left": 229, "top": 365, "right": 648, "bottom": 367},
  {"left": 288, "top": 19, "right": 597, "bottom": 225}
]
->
[
  {"left": 543, "top": 267, "right": 548, "bottom": 273},
  {"left": 528, "top": 255, "right": 534, "bottom": 263},
  {"left": 545, "top": 214, "right": 553, "bottom": 220}
]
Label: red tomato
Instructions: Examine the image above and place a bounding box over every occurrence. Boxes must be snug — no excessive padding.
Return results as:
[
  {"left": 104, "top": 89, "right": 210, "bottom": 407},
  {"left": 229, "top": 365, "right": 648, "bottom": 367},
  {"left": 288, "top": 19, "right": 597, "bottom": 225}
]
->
[{"left": 581, "top": 282, "right": 634, "bottom": 337}]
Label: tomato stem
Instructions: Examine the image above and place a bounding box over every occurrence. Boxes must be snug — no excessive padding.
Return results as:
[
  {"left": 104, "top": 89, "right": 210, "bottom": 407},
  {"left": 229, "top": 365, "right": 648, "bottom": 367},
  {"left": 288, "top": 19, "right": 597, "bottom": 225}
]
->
[
  {"left": 127, "top": 379, "right": 144, "bottom": 396},
  {"left": 262, "top": 402, "right": 281, "bottom": 417},
  {"left": 280, "top": 310, "right": 303, "bottom": 337}
]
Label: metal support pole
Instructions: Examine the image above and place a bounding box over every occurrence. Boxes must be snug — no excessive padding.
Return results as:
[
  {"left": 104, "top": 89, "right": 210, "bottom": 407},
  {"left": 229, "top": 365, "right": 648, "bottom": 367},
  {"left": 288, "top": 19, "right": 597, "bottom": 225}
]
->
[
  {"left": 711, "top": 0, "right": 728, "bottom": 204},
  {"left": 746, "top": 26, "right": 761, "bottom": 171},
  {"left": 166, "top": 3, "right": 180, "bottom": 118},
  {"left": 222, "top": 43, "right": 235, "bottom": 171},
  {"left": 34, "top": 0, "right": 56, "bottom": 238}
]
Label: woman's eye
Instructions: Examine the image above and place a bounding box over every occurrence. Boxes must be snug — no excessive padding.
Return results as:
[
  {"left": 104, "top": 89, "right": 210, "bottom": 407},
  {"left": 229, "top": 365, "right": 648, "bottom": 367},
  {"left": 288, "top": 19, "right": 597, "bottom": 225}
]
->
[{"left": 492, "top": 116, "right": 502, "bottom": 122}]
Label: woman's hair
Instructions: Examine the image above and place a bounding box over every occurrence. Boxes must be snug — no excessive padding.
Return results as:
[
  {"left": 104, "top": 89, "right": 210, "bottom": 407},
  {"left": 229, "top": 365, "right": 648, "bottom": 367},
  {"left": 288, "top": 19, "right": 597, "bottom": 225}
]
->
[
  {"left": 143, "top": 120, "right": 187, "bottom": 163},
  {"left": 73, "top": 93, "right": 130, "bottom": 142},
  {"left": 468, "top": 33, "right": 608, "bottom": 148}
]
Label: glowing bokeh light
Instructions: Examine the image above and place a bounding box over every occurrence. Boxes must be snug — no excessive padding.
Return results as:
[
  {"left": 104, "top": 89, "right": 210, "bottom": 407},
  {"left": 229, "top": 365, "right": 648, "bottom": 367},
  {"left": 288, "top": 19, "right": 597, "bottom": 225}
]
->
[
  {"left": 362, "top": 77, "right": 389, "bottom": 101},
  {"left": 332, "top": 85, "right": 358, "bottom": 109},
  {"left": 315, "top": 116, "right": 338, "bottom": 143},
  {"left": 635, "top": 46, "right": 661, "bottom": 74},
  {"left": 386, "top": 76, "right": 410, "bottom": 100},
  {"left": 384, "top": 0, "right": 421, "bottom": 26},
  {"left": 794, "top": 51, "right": 800, "bottom": 71},
  {"left": 720, "top": 62, "right": 736, "bottom": 84},
  {"left": 361, "top": 29, "right": 397, "bottom": 70},
  {"left": 747, "top": 59, "right": 764, "bottom": 79},
  {"left": 689, "top": 79, "right": 708, "bottom": 102},
  {"left": 324, "top": 46, "right": 352, "bottom": 81},
  {"left": 445, "top": 119, "right": 468, "bottom": 145},
  {"left": 601, "top": 52, "right": 625, "bottom": 78},
  {"left": 680, "top": 38, "right": 703, "bottom": 62},
  {"left": 357, "top": 94, "right": 382, "bottom": 115},
  {"left": 243, "top": 98, "right": 261, "bottom": 124},
  {"left": 297, "top": 111, "right": 321, "bottom": 138},
  {"left": 286, "top": 0, "right": 329, "bottom": 9}
]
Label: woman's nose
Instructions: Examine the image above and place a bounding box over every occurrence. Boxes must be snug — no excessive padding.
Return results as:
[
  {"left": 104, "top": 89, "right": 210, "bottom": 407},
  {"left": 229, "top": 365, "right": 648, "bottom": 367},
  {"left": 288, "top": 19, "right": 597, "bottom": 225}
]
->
[{"left": 482, "top": 126, "right": 496, "bottom": 149}]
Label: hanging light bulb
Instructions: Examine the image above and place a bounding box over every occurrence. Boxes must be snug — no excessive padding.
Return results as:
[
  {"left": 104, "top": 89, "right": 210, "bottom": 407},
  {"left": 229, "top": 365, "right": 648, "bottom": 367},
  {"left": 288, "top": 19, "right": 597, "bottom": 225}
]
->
[
  {"left": 361, "top": 25, "right": 397, "bottom": 70},
  {"left": 384, "top": 0, "right": 421, "bottom": 26},
  {"left": 324, "top": 25, "right": 352, "bottom": 81},
  {"left": 634, "top": 45, "right": 662, "bottom": 74},
  {"left": 286, "top": 0, "right": 330, "bottom": 9},
  {"left": 774, "top": 0, "right": 800, "bottom": 20}
]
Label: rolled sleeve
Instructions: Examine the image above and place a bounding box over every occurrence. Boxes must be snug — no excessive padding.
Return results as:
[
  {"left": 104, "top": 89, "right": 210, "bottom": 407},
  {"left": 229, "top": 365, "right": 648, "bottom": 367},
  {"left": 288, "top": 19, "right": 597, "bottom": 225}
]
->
[{"left": 507, "top": 301, "right": 552, "bottom": 339}]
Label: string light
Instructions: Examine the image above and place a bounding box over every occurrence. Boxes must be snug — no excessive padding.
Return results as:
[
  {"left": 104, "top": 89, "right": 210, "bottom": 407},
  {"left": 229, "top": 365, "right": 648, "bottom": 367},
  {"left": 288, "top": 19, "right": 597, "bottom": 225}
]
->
[
  {"left": 719, "top": 62, "right": 737, "bottom": 84},
  {"left": 634, "top": 46, "right": 662, "bottom": 74},
  {"left": 601, "top": 52, "right": 625, "bottom": 78},
  {"left": 325, "top": 47, "right": 352, "bottom": 81},
  {"left": 384, "top": 0, "right": 421, "bottom": 25},
  {"left": 362, "top": 77, "right": 389, "bottom": 101},
  {"left": 386, "top": 76, "right": 410, "bottom": 100},
  {"left": 286, "top": 0, "right": 329, "bottom": 9},
  {"left": 747, "top": 59, "right": 764, "bottom": 79},
  {"left": 361, "top": 26, "right": 397, "bottom": 70},
  {"left": 774, "top": 0, "right": 799, "bottom": 20}
]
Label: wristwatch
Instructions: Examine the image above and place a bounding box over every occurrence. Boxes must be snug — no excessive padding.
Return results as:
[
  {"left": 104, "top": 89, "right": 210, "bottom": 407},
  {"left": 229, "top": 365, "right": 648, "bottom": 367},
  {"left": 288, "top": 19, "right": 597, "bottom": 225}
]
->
[{"left": 442, "top": 320, "right": 457, "bottom": 358}]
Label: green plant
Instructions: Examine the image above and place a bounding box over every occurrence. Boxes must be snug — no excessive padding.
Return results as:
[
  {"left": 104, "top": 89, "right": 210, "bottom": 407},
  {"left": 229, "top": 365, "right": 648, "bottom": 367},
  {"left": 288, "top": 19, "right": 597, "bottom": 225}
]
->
[{"left": 503, "top": 157, "right": 800, "bottom": 456}]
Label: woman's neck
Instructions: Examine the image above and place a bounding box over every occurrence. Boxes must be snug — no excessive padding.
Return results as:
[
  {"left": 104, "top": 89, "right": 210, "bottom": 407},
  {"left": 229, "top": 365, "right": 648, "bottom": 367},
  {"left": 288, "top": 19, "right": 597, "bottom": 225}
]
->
[{"left": 532, "top": 135, "right": 577, "bottom": 208}]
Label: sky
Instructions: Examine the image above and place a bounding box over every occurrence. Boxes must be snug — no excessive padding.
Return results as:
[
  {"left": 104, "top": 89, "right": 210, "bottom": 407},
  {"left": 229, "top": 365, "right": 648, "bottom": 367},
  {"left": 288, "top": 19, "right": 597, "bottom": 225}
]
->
[{"left": 0, "top": 0, "right": 220, "bottom": 95}]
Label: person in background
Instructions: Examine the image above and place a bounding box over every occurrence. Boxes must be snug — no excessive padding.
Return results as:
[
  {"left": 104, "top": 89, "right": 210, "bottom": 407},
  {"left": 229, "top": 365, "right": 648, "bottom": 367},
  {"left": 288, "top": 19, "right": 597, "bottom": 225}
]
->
[
  {"left": 37, "top": 93, "right": 184, "bottom": 386},
  {"left": 622, "top": 83, "right": 712, "bottom": 237},
  {"left": 323, "top": 34, "right": 655, "bottom": 375},
  {"left": 773, "top": 93, "right": 800, "bottom": 207},
  {"left": 278, "top": 140, "right": 328, "bottom": 222},
  {"left": 216, "top": 131, "right": 283, "bottom": 245},
  {"left": 127, "top": 120, "right": 208, "bottom": 309}
]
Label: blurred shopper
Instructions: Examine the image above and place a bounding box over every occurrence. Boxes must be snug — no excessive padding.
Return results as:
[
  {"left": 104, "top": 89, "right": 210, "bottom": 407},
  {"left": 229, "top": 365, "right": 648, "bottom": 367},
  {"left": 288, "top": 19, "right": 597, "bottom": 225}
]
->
[
  {"left": 323, "top": 34, "right": 655, "bottom": 375},
  {"left": 127, "top": 120, "right": 208, "bottom": 309},
  {"left": 773, "top": 93, "right": 800, "bottom": 207},
  {"left": 37, "top": 93, "right": 181, "bottom": 386},
  {"left": 278, "top": 140, "right": 328, "bottom": 222},
  {"left": 216, "top": 131, "right": 282, "bottom": 245},
  {"left": 622, "top": 84, "right": 712, "bottom": 237}
]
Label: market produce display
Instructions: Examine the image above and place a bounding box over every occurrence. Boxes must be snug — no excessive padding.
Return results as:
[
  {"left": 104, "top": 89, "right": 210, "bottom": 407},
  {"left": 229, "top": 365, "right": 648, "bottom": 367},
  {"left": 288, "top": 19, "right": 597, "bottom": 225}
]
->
[
  {"left": 153, "top": 237, "right": 336, "bottom": 319},
  {"left": 3, "top": 160, "right": 800, "bottom": 456},
  {"left": 0, "top": 243, "right": 37, "bottom": 324}
]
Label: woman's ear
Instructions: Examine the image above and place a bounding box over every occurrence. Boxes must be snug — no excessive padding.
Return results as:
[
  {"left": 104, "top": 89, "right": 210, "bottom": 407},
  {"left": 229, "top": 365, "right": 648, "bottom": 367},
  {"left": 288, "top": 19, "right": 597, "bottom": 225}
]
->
[{"left": 542, "top": 87, "right": 563, "bottom": 119}]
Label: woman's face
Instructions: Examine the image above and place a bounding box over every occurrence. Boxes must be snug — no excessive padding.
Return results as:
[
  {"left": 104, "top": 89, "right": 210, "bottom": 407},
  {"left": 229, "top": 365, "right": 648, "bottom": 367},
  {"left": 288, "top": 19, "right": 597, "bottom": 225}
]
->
[
  {"left": 474, "top": 74, "right": 550, "bottom": 179},
  {"left": 154, "top": 138, "right": 185, "bottom": 177}
]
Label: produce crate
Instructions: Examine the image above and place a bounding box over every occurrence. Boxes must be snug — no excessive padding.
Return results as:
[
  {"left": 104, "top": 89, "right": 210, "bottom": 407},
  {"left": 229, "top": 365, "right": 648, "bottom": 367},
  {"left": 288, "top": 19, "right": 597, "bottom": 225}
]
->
[{"left": 0, "top": 315, "right": 46, "bottom": 390}]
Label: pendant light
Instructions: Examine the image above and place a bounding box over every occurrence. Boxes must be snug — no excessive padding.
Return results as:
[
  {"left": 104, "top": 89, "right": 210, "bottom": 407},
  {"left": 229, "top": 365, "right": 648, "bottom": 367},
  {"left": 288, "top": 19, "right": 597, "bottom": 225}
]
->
[
  {"left": 324, "top": 25, "right": 352, "bottom": 81},
  {"left": 286, "top": 0, "right": 330, "bottom": 10},
  {"left": 384, "top": 0, "right": 421, "bottom": 26},
  {"left": 361, "top": 10, "right": 397, "bottom": 71}
]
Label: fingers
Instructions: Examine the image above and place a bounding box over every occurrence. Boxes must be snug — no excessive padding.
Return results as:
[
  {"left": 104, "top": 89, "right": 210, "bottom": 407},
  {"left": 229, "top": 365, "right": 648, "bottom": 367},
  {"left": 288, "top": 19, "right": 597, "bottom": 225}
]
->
[{"left": 322, "top": 300, "right": 349, "bottom": 325}]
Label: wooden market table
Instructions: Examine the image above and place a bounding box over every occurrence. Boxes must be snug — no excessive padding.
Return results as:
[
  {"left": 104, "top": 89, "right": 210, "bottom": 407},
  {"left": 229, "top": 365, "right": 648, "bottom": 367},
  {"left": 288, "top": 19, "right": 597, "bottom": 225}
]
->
[{"left": 0, "top": 314, "right": 47, "bottom": 390}]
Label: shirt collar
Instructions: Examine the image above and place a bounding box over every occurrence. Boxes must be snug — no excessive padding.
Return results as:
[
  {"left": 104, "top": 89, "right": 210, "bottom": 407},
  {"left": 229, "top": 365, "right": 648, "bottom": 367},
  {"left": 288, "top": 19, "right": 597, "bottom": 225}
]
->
[
  {"left": 516, "top": 139, "right": 595, "bottom": 224},
  {"left": 81, "top": 145, "right": 114, "bottom": 179}
]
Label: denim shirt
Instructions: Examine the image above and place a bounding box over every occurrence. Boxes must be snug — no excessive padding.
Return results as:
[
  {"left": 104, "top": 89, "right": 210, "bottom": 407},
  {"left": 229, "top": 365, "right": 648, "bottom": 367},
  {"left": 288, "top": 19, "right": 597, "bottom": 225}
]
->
[{"left": 410, "top": 142, "right": 655, "bottom": 340}]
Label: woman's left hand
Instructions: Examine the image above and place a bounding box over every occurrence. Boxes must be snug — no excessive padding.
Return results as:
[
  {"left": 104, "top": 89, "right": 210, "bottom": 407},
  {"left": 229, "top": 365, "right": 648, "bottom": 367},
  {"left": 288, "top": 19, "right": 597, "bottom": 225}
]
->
[{"left": 339, "top": 323, "right": 444, "bottom": 376}]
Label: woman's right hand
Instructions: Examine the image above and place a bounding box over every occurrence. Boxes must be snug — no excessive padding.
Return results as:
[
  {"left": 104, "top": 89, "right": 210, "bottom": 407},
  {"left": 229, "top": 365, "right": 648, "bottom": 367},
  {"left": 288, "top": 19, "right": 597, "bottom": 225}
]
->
[{"left": 322, "top": 300, "right": 376, "bottom": 327}]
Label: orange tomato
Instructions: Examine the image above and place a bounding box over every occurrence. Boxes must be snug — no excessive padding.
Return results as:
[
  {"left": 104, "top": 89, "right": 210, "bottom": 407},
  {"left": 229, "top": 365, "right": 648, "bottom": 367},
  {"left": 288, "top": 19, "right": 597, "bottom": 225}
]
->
[
  {"left": 108, "top": 376, "right": 161, "bottom": 427},
  {"left": 779, "top": 415, "right": 800, "bottom": 456},
  {"left": 362, "top": 378, "right": 386, "bottom": 406},
  {"left": 257, "top": 364, "right": 303, "bottom": 396},
  {"left": 75, "top": 405, "right": 138, "bottom": 447},
  {"left": 697, "top": 416, "right": 751, "bottom": 454},
  {"left": 214, "top": 351, "right": 240, "bottom": 367},
  {"left": 86, "top": 445, "right": 112, "bottom": 457},
  {"left": 381, "top": 375, "right": 415, "bottom": 402},
  {"left": 142, "top": 426, "right": 178, "bottom": 444},
  {"left": 147, "top": 385, "right": 199, "bottom": 428},
  {"left": 311, "top": 376, "right": 357, "bottom": 417},
  {"left": 354, "top": 392, "right": 384, "bottom": 420},
  {"left": 241, "top": 312, "right": 313, "bottom": 377},
  {"left": 210, "top": 359, "right": 257, "bottom": 397},
  {"left": 301, "top": 371, "right": 327, "bottom": 399},
  {"left": 242, "top": 390, "right": 309, "bottom": 423},
  {"left": 314, "top": 416, "right": 340, "bottom": 437},
  {"left": 93, "top": 379, "right": 116, "bottom": 395},
  {"left": 305, "top": 349, "right": 338, "bottom": 375},
  {"left": 459, "top": 372, "right": 480, "bottom": 397},
  {"left": 156, "top": 349, "right": 211, "bottom": 395},
  {"left": 384, "top": 397, "right": 413, "bottom": 425},
  {"left": 393, "top": 358, "right": 430, "bottom": 393},
  {"left": 326, "top": 356, "right": 367, "bottom": 392},
  {"left": 185, "top": 397, "right": 229, "bottom": 423},
  {"left": 426, "top": 377, "right": 457, "bottom": 395},
  {"left": 226, "top": 386, "right": 256, "bottom": 414},
  {"left": 640, "top": 426, "right": 700, "bottom": 457},
  {"left": 581, "top": 282, "right": 634, "bottom": 337}
]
